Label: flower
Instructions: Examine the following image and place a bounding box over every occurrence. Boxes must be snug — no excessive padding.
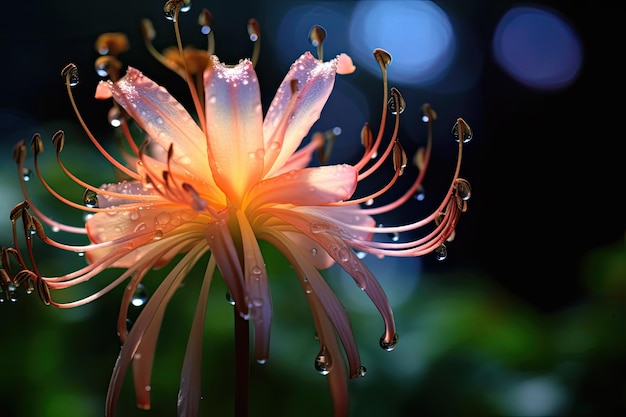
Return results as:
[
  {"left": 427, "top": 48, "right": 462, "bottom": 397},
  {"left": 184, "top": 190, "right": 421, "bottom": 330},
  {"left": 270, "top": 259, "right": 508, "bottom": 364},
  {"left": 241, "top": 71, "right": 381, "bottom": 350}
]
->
[{"left": 1, "top": 2, "right": 472, "bottom": 416}]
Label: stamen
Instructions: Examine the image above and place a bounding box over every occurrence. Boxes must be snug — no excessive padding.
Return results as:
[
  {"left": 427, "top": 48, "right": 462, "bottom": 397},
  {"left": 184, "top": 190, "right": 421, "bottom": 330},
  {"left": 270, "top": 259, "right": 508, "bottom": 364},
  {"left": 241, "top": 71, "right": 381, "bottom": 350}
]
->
[
  {"left": 247, "top": 18, "right": 261, "bottom": 67},
  {"left": 308, "top": 25, "right": 326, "bottom": 61},
  {"left": 198, "top": 8, "right": 215, "bottom": 55},
  {"left": 61, "top": 64, "right": 140, "bottom": 180}
]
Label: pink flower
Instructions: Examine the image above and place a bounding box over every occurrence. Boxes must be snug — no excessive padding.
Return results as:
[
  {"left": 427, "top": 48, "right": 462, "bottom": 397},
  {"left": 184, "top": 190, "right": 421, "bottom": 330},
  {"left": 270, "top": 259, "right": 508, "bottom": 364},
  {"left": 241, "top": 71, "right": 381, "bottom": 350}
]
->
[{"left": 2, "top": 3, "right": 472, "bottom": 417}]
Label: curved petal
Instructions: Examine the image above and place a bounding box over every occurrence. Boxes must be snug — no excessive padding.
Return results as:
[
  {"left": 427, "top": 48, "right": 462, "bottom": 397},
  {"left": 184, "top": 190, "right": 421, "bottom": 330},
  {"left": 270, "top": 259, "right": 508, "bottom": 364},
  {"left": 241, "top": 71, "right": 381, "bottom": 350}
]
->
[
  {"left": 263, "top": 52, "right": 339, "bottom": 177},
  {"left": 246, "top": 164, "right": 357, "bottom": 210},
  {"left": 109, "top": 67, "right": 211, "bottom": 179},
  {"left": 203, "top": 58, "right": 264, "bottom": 204},
  {"left": 236, "top": 210, "right": 272, "bottom": 363},
  {"left": 105, "top": 245, "right": 208, "bottom": 417},
  {"left": 178, "top": 256, "right": 215, "bottom": 417}
]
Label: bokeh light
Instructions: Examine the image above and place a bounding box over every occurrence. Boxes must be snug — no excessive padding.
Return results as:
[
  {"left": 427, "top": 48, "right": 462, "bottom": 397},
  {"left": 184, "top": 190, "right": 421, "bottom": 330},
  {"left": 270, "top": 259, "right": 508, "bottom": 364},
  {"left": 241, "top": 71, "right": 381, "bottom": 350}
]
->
[
  {"left": 492, "top": 6, "right": 583, "bottom": 90},
  {"left": 348, "top": 0, "right": 455, "bottom": 87}
]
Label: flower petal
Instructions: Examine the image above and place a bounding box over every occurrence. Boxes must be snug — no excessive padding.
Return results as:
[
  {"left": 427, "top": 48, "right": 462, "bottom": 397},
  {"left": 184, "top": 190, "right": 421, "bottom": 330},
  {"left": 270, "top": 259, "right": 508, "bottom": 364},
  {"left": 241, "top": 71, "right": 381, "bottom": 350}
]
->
[
  {"left": 236, "top": 210, "right": 272, "bottom": 363},
  {"left": 178, "top": 256, "right": 215, "bottom": 417},
  {"left": 110, "top": 67, "right": 211, "bottom": 179},
  {"left": 246, "top": 164, "right": 357, "bottom": 209},
  {"left": 263, "top": 52, "right": 339, "bottom": 177},
  {"left": 203, "top": 58, "right": 264, "bottom": 204},
  {"left": 105, "top": 245, "right": 208, "bottom": 417}
]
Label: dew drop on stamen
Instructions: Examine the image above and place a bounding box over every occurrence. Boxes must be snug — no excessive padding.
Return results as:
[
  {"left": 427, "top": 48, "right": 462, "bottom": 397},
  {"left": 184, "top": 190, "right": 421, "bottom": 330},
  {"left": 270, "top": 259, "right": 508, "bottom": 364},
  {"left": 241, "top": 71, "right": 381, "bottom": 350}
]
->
[
  {"left": 131, "top": 283, "right": 148, "bottom": 307},
  {"left": 451, "top": 119, "right": 473, "bottom": 143},
  {"left": 389, "top": 232, "right": 399, "bottom": 242},
  {"left": 365, "top": 198, "right": 374, "bottom": 206},
  {"left": 434, "top": 244, "right": 447, "bottom": 261},
  {"left": 356, "top": 365, "right": 367, "bottom": 378},
  {"left": 82, "top": 189, "right": 99, "bottom": 208},
  {"left": 22, "top": 167, "right": 32, "bottom": 181}
]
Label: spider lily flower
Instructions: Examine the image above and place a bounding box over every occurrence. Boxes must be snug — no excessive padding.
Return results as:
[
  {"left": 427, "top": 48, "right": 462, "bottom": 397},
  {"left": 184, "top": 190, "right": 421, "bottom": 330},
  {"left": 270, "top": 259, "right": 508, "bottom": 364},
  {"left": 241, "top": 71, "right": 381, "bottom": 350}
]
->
[{"left": 1, "top": 1, "right": 473, "bottom": 416}]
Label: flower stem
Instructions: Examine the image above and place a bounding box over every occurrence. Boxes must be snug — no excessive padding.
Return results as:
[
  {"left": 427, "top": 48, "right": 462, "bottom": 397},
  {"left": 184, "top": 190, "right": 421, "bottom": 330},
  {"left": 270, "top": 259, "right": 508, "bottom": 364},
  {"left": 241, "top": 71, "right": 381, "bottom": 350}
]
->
[{"left": 234, "top": 308, "right": 249, "bottom": 417}]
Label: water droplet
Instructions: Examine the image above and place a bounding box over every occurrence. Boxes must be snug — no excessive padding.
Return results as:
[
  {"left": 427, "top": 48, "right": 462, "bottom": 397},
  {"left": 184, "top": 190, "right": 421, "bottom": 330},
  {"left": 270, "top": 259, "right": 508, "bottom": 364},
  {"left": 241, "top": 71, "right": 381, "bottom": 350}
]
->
[
  {"left": 257, "top": 358, "right": 266, "bottom": 365},
  {"left": 365, "top": 198, "right": 374, "bottom": 206},
  {"left": 61, "top": 63, "right": 80, "bottom": 87},
  {"left": 78, "top": 252, "right": 85, "bottom": 257},
  {"left": 451, "top": 119, "right": 473, "bottom": 143},
  {"left": 434, "top": 244, "right": 447, "bottom": 261},
  {"left": 152, "top": 230, "right": 164, "bottom": 241},
  {"left": 356, "top": 365, "right": 367, "bottom": 378},
  {"left": 225, "top": 292, "right": 235, "bottom": 305},
  {"left": 22, "top": 167, "right": 32, "bottom": 181},
  {"left": 82, "top": 189, "right": 99, "bottom": 208},
  {"left": 311, "top": 248, "right": 318, "bottom": 256},
  {"left": 131, "top": 283, "right": 148, "bottom": 307},
  {"left": 387, "top": 88, "right": 406, "bottom": 115},
  {"left": 314, "top": 346, "right": 332, "bottom": 375},
  {"left": 156, "top": 212, "right": 171, "bottom": 225},
  {"left": 388, "top": 232, "right": 399, "bottom": 242},
  {"left": 250, "top": 265, "right": 262, "bottom": 277},
  {"left": 379, "top": 333, "right": 398, "bottom": 351},
  {"left": 454, "top": 178, "right": 472, "bottom": 201},
  {"left": 108, "top": 107, "right": 122, "bottom": 127},
  {"left": 51, "top": 226, "right": 60, "bottom": 233},
  {"left": 338, "top": 248, "right": 351, "bottom": 262}
]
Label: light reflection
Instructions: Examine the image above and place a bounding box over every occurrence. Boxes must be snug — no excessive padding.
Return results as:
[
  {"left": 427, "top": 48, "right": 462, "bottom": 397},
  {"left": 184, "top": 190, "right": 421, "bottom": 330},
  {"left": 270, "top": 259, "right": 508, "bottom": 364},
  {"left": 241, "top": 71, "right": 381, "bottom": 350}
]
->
[
  {"left": 492, "top": 6, "right": 583, "bottom": 90},
  {"left": 348, "top": 0, "right": 455, "bottom": 87}
]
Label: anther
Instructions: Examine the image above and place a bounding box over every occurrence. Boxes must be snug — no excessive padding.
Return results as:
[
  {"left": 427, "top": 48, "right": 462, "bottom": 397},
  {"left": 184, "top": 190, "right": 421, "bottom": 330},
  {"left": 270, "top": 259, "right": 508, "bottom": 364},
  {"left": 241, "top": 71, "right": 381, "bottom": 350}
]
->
[
  {"left": 52, "top": 130, "right": 65, "bottom": 153},
  {"left": 452, "top": 118, "right": 473, "bottom": 143},
  {"left": 61, "top": 63, "right": 79, "bottom": 87},
  {"left": 95, "top": 55, "right": 122, "bottom": 79},
  {"left": 30, "top": 133, "right": 44, "bottom": 156},
  {"left": 9, "top": 202, "right": 28, "bottom": 223},
  {"left": 373, "top": 48, "right": 392, "bottom": 68},
  {"left": 309, "top": 25, "right": 326, "bottom": 61},
  {"left": 360, "top": 123, "right": 373, "bottom": 150},
  {"left": 392, "top": 142, "right": 407, "bottom": 176},
  {"left": 420, "top": 103, "right": 437, "bottom": 122},
  {"left": 248, "top": 18, "right": 260, "bottom": 42},
  {"left": 388, "top": 87, "right": 405, "bottom": 115},
  {"left": 95, "top": 33, "right": 130, "bottom": 56},
  {"left": 164, "top": 0, "right": 191, "bottom": 22},
  {"left": 141, "top": 19, "right": 156, "bottom": 42},
  {"left": 12, "top": 141, "right": 26, "bottom": 164},
  {"left": 198, "top": 8, "right": 213, "bottom": 34}
]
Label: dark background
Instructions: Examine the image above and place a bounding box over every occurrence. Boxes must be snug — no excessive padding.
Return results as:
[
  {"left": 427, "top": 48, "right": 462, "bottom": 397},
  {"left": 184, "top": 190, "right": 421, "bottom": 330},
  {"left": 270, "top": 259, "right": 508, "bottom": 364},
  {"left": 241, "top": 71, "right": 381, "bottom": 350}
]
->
[{"left": 1, "top": 1, "right": 623, "bottom": 417}]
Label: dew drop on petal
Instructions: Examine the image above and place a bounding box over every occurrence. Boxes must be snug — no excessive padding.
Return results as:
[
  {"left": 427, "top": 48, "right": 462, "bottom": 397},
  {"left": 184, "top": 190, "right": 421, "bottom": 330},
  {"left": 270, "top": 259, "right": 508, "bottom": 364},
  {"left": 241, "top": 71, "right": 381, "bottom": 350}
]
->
[
  {"left": 356, "top": 365, "right": 367, "bottom": 378},
  {"left": 379, "top": 333, "right": 398, "bottom": 351},
  {"left": 314, "top": 346, "right": 332, "bottom": 375},
  {"left": 131, "top": 283, "right": 148, "bottom": 307},
  {"left": 413, "top": 185, "right": 426, "bottom": 201},
  {"left": 225, "top": 292, "right": 235, "bottom": 305}
]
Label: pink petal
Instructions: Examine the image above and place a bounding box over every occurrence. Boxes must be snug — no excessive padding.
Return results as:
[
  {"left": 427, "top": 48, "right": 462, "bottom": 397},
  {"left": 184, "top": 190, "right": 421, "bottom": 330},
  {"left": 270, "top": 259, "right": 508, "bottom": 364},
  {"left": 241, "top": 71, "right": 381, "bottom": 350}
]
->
[
  {"left": 110, "top": 67, "right": 211, "bottom": 179},
  {"left": 203, "top": 58, "right": 264, "bottom": 204},
  {"left": 105, "top": 245, "right": 208, "bottom": 417},
  {"left": 236, "top": 210, "right": 272, "bottom": 363},
  {"left": 246, "top": 164, "right": 357, "bottom": 209},
  {"left": 205, "top": 219, "right": 249, "bottom": 318},
  {"left": 263, "top": 52, "right": 339, "bottom": 177},
  {"left": 263, "top": 208, "right": 397, "bottom": 347},
  {"left": 132, "top": 298, "right": 167, "bottom": 410},
  {"left": 86, "top": 202, "right": 197, "bottom": 267},
  {"left": 178, "top": 257, "right": 215, "bottom": 417}
]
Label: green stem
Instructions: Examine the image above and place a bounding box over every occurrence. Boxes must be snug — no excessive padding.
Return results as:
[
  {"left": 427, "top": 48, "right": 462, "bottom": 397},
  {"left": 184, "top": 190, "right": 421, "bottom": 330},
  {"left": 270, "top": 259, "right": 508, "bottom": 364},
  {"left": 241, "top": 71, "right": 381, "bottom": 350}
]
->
[{"left": 234, "top": 308, "right": 249, "bottom": 417}]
